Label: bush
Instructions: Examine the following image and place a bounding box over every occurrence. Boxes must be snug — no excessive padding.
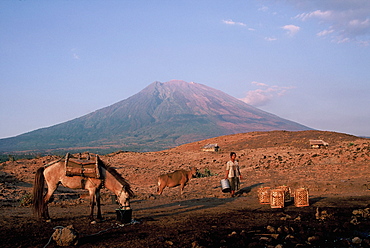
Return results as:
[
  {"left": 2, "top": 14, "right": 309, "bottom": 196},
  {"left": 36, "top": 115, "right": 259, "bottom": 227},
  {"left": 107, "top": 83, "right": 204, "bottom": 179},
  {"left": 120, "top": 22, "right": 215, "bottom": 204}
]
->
[
  {"left": 19, "top": 193, "right": 33, "bottom": 207},
  {"left": 196, "top": 168, "right": 217, "bottom": 178}
]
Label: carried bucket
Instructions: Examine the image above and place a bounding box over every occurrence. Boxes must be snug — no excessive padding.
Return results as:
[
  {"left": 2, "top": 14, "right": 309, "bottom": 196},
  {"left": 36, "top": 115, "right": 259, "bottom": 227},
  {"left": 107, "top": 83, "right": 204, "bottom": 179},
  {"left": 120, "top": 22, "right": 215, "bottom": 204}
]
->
[
  {"left": 220, "top": 179, "right": 231, "bottom": 193},
  {"left": 116, "top": 207, "right": 132, "bottom": 224}
]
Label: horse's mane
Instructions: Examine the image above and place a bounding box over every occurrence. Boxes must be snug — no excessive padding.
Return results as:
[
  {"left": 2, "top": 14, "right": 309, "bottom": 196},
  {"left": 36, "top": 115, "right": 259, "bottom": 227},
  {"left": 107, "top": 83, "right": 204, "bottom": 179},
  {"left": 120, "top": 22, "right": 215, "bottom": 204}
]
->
[{"left": 98, "top": 158, "right": 134, "bottom": 197}]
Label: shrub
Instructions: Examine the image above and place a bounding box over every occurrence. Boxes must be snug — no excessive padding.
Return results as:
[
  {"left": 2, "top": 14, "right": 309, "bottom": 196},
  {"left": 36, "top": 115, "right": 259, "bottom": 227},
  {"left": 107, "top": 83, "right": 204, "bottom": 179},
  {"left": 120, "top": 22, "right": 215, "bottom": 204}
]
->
[
  {"left": 196, "top": 168, "right": 217, "bottom": 178},
  {"left": 19, "top": 193, "right": 33, "bottom": 207}
]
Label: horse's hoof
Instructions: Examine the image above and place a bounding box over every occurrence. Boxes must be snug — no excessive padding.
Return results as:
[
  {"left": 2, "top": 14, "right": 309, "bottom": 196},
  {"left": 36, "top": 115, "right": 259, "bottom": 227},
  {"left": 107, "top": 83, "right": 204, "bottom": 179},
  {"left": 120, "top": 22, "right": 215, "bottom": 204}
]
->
[
  {"left": 90, "top": 220, "right": 97, "bottom": 224},
  {"left": 46, "top": 219, "right": 52, "bottom": 223}
]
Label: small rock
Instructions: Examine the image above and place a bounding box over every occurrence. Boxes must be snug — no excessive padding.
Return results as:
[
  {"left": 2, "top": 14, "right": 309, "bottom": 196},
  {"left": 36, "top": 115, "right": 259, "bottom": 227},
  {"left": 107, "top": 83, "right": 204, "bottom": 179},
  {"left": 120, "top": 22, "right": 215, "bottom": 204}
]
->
[
  {"left": 277, "top": 226, "right": 289, "bottom": 234},
  {"left": 307, "top": 236, "right": 320, "bottom": 244},
  {"left": 259, "top": 236, "right": 271, "bottom": 241},
  {"left": 352, "top": 237, "right": 362, "bottom": 244},
  {"left": 266, "top": 225, "right": 276, "bottom": 233},
  {"left": 285, "top": 234, "right": 295, "bottom": 240},
  {"left": 294, "top": 215, "right": 301, "bottom": 221},
  {"left": 350, "top": 216, "right": 359, "bottom": 225},
  {"left": 52, "top": 225, "right": 79, "bottom": 246},
  {"left": 271, "top": 234, "right": 279, "bottom": 239},
  {"left": 315, "top": 207, "right": 332, "bottom": 220},
  {"left": 165, "top": 240, "right": 173, "bottom": 245},
  {"left": 191, "top": 241, "right": 201, "bottom": 248},
  {"left": 228, "top": 231, "right": 237, "bottom": 237}
]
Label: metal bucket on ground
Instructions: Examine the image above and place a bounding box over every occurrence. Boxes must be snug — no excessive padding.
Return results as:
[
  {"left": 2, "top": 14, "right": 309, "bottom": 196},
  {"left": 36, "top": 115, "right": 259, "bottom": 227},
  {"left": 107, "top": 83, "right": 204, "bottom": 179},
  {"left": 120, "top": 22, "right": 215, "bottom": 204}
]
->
[
  {"left": 220, "top": 179, "right": 231, "bottom": 193},
  {"left": 116, "top": 207, "right": 132, "bottom": 224}
]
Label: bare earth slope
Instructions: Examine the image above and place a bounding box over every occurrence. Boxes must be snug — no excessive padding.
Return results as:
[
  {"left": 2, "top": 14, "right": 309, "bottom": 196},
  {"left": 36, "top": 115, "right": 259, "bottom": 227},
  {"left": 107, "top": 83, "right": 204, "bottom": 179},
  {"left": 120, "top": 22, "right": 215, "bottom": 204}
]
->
[{"left": 0, "top": 130, "right": 369, "bottom": 247}]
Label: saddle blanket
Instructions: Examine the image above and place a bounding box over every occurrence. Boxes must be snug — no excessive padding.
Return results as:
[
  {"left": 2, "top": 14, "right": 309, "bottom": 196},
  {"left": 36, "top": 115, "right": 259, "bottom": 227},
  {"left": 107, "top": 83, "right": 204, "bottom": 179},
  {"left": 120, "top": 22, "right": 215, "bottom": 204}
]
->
[{"left": 65, "top": 154, "right": 101, "bottom": 178}]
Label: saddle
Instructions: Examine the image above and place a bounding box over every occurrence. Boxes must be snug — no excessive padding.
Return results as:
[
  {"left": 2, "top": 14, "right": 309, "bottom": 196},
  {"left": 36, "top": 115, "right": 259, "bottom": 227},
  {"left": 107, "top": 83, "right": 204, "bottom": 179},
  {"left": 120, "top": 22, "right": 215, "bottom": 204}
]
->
[{"left": 65, "top": 153, "right": 101, "bottom": 178}]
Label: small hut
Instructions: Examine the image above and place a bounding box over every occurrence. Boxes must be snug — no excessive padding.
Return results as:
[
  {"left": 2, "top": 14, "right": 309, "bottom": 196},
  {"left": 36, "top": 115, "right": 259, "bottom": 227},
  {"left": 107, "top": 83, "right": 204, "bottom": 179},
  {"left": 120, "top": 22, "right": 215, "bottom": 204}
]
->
[
  {"left": 202, "top": 143, "right": 220, "bottom": 152},
  {"left": 309, "top": 140, "right": 329, "bottom": 149}
]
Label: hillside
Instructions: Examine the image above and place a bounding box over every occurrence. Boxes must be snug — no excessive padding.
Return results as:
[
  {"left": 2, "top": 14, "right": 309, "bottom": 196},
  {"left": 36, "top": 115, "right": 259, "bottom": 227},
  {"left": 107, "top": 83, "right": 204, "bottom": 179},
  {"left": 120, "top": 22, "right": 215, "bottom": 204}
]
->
[
  {"left": 0, "top": 80, "right": 311, "bottom": 154},
  {"left": 170, "top": 130, "right": 360, "bottom": 152},
  {"left": 1, "top": 130, "right": 367, "bottom": 201},
  {"left": 0, "top": 130, "right": 369, "bottom": 247}
]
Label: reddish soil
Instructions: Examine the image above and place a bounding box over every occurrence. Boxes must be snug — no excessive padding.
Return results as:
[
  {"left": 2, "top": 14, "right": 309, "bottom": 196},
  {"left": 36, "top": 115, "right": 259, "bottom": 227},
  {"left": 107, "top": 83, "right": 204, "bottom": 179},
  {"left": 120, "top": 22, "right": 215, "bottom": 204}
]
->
[{"left": 1, "top": 130, "right": 370, "bottom": 247}]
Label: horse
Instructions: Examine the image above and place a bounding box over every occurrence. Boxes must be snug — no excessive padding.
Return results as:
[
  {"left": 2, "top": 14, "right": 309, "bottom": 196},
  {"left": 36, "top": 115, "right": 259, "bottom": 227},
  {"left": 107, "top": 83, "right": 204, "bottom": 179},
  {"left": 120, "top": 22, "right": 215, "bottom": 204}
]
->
[
  {"left": 157, "top": 167, "right": 197, "bottom": 195},
  {"left": 33, "top": 154, "right": 134, "bottom": 222}
]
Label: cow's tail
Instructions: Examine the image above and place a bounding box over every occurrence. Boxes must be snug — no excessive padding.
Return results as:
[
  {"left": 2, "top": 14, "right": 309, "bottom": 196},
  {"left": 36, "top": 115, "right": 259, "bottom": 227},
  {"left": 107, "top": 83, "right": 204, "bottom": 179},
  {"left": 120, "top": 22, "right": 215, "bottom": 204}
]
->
[{"left": 33, "top": 167, "right": 45, "bottom": 218}]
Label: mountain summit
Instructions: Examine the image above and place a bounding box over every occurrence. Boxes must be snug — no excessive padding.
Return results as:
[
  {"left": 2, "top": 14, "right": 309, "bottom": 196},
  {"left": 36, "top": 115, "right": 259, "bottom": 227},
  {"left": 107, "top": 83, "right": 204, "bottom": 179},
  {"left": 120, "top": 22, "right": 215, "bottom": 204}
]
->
[{"left": 0, "top": 80, "right": 311, "bottom": 153}]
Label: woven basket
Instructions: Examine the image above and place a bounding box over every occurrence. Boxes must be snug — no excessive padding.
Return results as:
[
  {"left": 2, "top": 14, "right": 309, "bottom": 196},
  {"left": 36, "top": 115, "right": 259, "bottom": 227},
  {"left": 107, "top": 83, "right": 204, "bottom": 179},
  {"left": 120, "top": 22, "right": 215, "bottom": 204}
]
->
[
  {"left": 277, "top": 185, "right": 291, "bottom": 202},
  {"left": 294, "top": 188, "right": 309, "bottom": 207},
  {"left": 257, "top": 187, "right": 271, "bottom": 204},
  {"left": 270, "top": 189, "right": 285, "bottom": 208}
]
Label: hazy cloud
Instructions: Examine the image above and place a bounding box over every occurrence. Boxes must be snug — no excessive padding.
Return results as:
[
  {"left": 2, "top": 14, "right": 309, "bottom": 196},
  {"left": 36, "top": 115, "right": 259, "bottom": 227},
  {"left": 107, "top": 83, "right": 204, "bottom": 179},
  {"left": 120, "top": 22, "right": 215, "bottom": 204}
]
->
[
  {"left": 265, "top": 37, "right": 277, "bottom": 41},
  {"left": 240, "top": 81, "right": 294, "bottom": 107},
  {"left": 73, "top": 53, "right": 80, "bottom": 60},
  {"left": 258, "top": 5, "right": 269, "bottom": 12},
  {"left": 222, "top": 19, "right": 247, "bottom": 27},
  {"left": 291, "top": 0, "right": 370, "bottom": 44},
  {"left": 317, "top": 28, "right": 334, "bottom": 37},
  {"left": 71, "top": 48, "right": 80, "bottom": 60},
  {"left": 295, "top": 10, "right": 332, "bottom": 21},
  {"left": 282, "top": 24, "right": 300, "bottom": 36}
]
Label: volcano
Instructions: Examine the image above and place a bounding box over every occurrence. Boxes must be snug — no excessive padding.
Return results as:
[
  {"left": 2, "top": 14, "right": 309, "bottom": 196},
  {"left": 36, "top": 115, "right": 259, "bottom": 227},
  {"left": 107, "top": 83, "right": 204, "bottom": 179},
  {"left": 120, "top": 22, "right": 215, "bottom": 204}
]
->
[{"left": 0, "top": 80, "right": 311, "bottom": 153}]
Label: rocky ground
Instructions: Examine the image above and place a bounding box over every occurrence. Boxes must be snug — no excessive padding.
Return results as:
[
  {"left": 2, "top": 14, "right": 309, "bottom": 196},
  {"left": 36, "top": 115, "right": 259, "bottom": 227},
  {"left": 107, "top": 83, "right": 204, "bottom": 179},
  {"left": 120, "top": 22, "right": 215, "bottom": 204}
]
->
[{"left": 0, "top": 130, "right": 370, "bottom": 247}]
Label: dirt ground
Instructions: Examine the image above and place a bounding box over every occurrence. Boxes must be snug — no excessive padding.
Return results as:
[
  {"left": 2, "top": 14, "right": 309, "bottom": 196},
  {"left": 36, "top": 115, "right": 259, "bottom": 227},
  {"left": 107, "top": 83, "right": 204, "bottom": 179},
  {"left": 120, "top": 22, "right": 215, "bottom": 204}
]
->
[{"left": 1, "top": 131, "right": 370, "bottom": 247}]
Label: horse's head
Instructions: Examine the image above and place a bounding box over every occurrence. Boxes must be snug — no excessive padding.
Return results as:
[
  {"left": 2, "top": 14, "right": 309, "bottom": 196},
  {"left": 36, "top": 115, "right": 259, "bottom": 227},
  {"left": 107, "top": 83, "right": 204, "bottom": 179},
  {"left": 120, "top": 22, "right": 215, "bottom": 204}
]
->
[
  {"left": 102, "top": 164, "right": 134, "bottom": 208},
  {"left": 118, "top": 193, "right": 130, "bottom": 208},
  {"left": 117, "top": 185, "right": 133, "bottom": 208}
]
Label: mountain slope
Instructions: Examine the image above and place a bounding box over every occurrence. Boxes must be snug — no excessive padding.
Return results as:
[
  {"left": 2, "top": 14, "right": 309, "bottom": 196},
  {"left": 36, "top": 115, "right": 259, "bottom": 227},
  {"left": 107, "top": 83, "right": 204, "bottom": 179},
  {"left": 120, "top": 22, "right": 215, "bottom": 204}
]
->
[{"left": 0, "top": 80, "right": 311, "bottom": 153}]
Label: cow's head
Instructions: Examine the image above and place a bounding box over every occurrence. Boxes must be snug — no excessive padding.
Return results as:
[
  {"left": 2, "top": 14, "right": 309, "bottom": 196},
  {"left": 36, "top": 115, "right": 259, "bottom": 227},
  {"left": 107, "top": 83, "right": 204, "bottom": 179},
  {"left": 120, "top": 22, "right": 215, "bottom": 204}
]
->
[{"left": 190, "top": 167, "right": 197, "bottom": 178}]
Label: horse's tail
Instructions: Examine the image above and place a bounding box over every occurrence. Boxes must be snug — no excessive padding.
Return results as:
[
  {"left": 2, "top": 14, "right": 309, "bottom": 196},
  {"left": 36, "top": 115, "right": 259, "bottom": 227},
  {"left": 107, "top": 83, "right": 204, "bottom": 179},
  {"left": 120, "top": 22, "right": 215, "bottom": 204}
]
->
[{"left": 33, "top": 167, "right": 45, "bottom": 218}]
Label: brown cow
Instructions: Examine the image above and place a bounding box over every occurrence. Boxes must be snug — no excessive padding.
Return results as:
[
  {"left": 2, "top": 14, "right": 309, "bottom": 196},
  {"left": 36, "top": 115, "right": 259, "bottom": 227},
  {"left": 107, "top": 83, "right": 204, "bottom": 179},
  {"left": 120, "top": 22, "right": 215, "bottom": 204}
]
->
[{"left": 157, "top": 167, "right": 197, "bottom": 195}]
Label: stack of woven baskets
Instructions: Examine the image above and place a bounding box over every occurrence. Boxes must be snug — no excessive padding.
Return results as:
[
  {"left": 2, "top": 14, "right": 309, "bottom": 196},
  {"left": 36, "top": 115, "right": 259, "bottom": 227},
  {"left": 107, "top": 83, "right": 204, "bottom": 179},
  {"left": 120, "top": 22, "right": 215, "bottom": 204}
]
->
[{"left": 257, "top": 186, "right": 309, "bottom": 208}]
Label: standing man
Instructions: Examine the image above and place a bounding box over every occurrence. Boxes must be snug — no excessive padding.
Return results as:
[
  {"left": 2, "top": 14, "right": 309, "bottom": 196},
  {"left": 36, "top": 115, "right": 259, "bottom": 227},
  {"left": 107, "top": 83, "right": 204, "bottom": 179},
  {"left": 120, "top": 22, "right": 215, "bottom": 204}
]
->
[{"left": 225, "top": 152, "right": 242, "bottom": 197}]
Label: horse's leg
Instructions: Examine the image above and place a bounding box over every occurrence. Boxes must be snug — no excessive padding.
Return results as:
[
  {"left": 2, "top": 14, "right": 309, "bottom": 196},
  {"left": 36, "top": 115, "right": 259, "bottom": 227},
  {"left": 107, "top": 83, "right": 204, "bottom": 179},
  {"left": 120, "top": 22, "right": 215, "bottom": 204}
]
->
[
  {"left": 88, "top": 190, "right": 96, "bottom": 221},
  {"left": 43, "top": 184, "right": 57, "bottom": 220},
  {"left": 96, "top": 189, "right": 102, "bottom": 220}
]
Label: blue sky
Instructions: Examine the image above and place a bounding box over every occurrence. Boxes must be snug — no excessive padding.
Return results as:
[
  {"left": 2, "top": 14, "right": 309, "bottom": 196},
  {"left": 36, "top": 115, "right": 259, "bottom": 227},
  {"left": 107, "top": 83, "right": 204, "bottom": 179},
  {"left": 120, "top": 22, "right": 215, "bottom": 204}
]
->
[{"left": 1, "top": 0, "right": 369, "bottom": 139}]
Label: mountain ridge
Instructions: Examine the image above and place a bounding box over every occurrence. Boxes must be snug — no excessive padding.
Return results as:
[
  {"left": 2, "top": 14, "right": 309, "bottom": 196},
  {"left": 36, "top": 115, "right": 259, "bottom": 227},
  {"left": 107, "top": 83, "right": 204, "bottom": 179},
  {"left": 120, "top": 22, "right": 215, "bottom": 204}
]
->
[{"left": 0, "top": 80, "right": 311, "bottom": 154}]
